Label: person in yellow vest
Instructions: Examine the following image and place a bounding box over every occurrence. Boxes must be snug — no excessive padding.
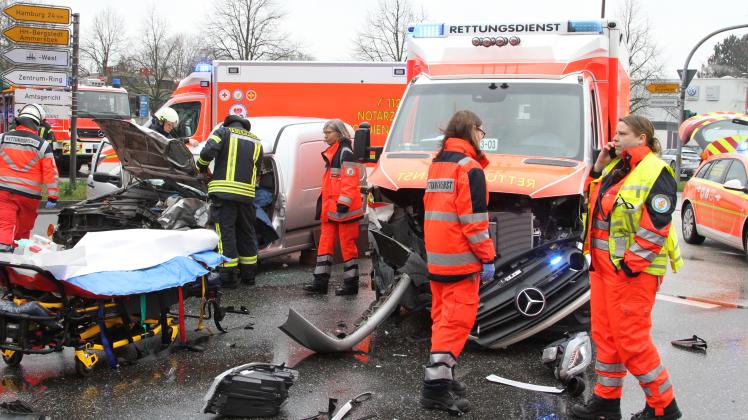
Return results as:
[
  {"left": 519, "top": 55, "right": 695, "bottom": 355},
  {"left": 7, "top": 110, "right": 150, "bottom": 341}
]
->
[{"left": 572, "top": 115, "right": 683, "bottom": 420}]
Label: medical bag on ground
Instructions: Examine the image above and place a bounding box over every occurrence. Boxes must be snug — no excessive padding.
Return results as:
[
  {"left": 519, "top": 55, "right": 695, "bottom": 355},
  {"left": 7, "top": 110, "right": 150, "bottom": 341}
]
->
[{"left": 203, "top": 362, "right": 298, "bottom": 417}]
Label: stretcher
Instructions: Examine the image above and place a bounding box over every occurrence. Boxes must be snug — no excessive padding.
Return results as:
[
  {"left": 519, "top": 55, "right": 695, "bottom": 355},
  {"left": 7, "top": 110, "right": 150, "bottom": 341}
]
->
[{"left": 0, "top": 249, "right": 227, "bottom": 376}]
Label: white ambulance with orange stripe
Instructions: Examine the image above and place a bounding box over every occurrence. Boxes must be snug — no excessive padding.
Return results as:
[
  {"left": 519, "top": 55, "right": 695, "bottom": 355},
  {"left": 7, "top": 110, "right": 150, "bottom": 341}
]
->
[
  {"left": 161, "top": 61, "right": 408, "bottom": 148},
  {"left": 359, "top": 20, "right": 631, "bottom": 348}
]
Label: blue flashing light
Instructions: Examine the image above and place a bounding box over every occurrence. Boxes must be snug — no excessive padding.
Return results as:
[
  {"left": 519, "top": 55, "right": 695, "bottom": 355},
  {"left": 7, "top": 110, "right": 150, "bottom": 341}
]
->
[
  {"left": 194, "top": 63, "right": 212, "bottom": 73},
  {"left": 549, "top": 255, "right": 563, "bottom": 266},
  {"left": 567, "top": 20, "right": 603, "bottom": 34},
  {"left": 411, "top": 23, "right": 445, "bottom": 38},
  {"left": 737, "top": 141, "right": 748, "bottom": 153},
  {"left": 111, "top": 78, "right": 121, "bottom": 88}
]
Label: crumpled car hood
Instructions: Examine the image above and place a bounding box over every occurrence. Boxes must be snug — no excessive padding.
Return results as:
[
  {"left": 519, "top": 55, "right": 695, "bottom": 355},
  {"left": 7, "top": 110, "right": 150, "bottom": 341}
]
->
[{"left": 96, "top": 119, "right": 204, "bottom": 190}]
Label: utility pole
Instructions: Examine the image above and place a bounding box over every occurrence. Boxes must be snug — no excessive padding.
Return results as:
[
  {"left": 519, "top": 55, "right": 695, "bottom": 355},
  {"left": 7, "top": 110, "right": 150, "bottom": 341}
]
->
[
  {"left": 69, "top": 13, "right": 80, "bottom": 188},
  {"left": 601, "top": 0, "right": 606, "bottom": 18},
  {"left": 675, "top": 24, "right": 748, "bottom": 179}
]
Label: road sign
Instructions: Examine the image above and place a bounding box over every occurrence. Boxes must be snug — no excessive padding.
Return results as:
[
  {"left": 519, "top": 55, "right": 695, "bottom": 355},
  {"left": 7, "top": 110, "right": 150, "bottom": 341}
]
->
[
  {"left": 3, "top": 25, "right": 69, "bottom": 46},
  {"left": 677, "top": 69, "right": 697, "bottom": 87},
  {"left": 646, "top": 83, "right": 680, "bottom": 94},
  {"left": 14, "top": 103, "right": 70, "bottom": 119},
  {"left": 3, "top": 3, "right": 71, "bottom": 25},
  {"left": 648, "top": 96, "right": 679, "bottom": 108},
  {"left": 2, "top": 68, "right": 67, "bottom": 87},
  {"left": 2, "top": 47, "right": 69, "bottom": 67},
  {"left": 15, "top": 88, "right": 71, "bottom": 106}
]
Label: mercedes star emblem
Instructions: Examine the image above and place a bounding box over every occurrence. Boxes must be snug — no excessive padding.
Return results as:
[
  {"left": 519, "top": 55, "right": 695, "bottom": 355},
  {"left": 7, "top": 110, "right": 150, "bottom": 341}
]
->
[{"left": 515, "top": 287, "right": 546, "bottom": 317}]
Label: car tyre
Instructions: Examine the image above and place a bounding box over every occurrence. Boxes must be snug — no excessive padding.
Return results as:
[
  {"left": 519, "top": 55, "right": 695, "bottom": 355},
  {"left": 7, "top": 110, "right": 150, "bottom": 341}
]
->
[{"left": 682, "top": 203, "right": 705, "bottom": 244}]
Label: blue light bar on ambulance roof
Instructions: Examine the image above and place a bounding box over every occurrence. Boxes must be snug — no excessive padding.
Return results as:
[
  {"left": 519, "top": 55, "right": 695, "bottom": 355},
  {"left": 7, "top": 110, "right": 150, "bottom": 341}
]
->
[
  {"left": 737, "top": 141, "right": 748, "bottom": 153},
  {"left": 567, "top": 20, "right": 603, "bottom": 34},
  {"left": 194, "top": 63, "right": 212, "bottom": 73},
  {"left": 410, "top": 23, "right": 445, "bottom": 38}
]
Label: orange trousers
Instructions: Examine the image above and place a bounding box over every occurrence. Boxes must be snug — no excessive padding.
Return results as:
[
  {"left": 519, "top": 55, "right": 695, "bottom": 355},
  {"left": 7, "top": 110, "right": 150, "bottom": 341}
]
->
[
  {"left": 0, "top": 190, "right": 39, "bottom": 247},
  {"left": 317, "top": 220, "right": 359, "bottom": 261},
  {"left": 429, "top": 275, "right": 480, "bottom": 358},
  {"left": 590, "top": 252, "right": 674, "bottom": 415}
]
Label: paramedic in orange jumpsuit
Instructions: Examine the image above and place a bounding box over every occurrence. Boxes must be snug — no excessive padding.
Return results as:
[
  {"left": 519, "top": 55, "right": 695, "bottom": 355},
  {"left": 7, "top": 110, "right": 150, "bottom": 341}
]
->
[
  {"left": 572, "top": 115, "right": 682, "bottom": 420},
  {"left": 303, "top": 119, "right": 363, "bottom": 296},
  {"left": 0, "top": 104, "right": 59, "bottom": 252},
  {"left": 420, "top": 110, "right": 496, "bottom": 415}
]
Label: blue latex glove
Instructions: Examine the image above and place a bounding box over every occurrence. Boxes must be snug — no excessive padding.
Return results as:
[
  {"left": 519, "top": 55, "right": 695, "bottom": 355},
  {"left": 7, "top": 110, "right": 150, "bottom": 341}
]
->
[
  {"left": 45, "top": 200, "right": 57, "bottom": 209},
  {"left": 480, "top": 263, "right": 495, "bottom": 281},
  {"left": 337, "top": 203, "right": 350, "bottom": 214}
]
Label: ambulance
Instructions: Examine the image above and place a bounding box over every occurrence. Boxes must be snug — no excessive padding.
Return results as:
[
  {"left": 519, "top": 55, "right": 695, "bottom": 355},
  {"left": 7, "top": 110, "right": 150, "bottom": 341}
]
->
[
  {"left": 160, "top": 61, "right": 407, "bottom": 147},
  {"left": 359, "top": 20, "right": 631, "bottom": 349}
]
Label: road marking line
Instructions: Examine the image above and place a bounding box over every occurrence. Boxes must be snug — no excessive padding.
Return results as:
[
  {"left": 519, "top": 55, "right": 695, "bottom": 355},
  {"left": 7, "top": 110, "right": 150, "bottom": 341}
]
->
[{"left": 656, "top": 294, "right": 718, "bottom": 308}]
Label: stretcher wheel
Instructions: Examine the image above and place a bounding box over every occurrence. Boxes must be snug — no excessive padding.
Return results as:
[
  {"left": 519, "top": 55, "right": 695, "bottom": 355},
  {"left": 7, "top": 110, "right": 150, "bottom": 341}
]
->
[
  {"left": 75, "top": 358, "right": 95, "bottom": 377},
  {"left": 2, "top": 350, "right": 23, "bottom": 367}
]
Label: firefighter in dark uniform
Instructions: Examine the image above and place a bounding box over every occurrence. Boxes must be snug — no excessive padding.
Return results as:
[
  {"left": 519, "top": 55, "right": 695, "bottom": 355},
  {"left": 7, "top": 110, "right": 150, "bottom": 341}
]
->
[
  {"left": 197, "top": 115, "right": 262, "bottom": 288},
  {"left": 38, "top": 119, "right": 55, "bottom": 145}
]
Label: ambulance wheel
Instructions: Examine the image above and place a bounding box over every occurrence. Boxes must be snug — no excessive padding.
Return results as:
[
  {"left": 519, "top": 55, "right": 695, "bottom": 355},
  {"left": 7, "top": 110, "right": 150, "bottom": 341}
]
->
[
  {"left": 2, "top": 351, "right": 23, "bottom": 367},
  {"left": 75, "top": 358, "right": 95, "bottom": 377},
  {"left": 743, "top": 229, "right": 748, "bottom": 264},
  {"left": 681, "top": 203, "right": 705, "bottom": 244}
]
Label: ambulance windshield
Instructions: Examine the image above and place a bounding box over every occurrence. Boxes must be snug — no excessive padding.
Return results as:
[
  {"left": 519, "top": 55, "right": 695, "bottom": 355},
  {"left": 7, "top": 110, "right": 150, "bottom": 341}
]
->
[
  {"left": 387, "top": 82, "right": 584, "bottom": 160},
  {"left": 78, "top": 91, "right": 131, "bottom": 119}
]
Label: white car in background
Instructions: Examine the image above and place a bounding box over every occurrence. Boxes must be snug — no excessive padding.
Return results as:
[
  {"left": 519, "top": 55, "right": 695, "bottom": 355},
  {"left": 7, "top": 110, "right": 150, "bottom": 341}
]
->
[{"left": 661, "top": 147, "right": 702, "bottom": 178}]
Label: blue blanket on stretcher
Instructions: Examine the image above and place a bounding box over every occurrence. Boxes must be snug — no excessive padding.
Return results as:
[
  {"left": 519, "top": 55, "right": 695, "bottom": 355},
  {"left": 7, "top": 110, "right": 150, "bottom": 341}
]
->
[{"left": 62, "top": 251, "right": 226, "bottom": 297}]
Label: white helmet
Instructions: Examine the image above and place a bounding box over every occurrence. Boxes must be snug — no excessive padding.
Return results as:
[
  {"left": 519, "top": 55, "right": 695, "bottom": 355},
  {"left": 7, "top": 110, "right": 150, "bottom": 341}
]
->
[
  {"left": 154, "top": 106, "right": 179, "bottom": 126},
  {"left": 18, "top": 103, "right": 45, "bottom": 125}
]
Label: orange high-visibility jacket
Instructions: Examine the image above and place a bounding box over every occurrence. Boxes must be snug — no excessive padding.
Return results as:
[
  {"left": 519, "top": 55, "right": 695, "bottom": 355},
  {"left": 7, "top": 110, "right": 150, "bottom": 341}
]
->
[
  {"left": 321, "top": 138, "right": 363, "bottom": 223},
  {"left": 0, "top": 125, "right": 59, "bottom": 200},
  {"left": 424, "top": 137, "right": 496, "bottom": 282}
]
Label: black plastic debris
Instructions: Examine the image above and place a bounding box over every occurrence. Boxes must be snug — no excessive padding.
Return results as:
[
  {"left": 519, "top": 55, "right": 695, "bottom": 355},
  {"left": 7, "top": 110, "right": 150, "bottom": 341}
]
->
[{"left": 671, "top": 335, "right": 707, "bottom": 351}]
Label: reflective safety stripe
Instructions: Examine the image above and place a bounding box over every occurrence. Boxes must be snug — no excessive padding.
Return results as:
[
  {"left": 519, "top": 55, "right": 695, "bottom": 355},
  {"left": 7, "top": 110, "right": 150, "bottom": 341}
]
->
[
  {"left": 597, "top": 375, "right": 625, "bottom": 387},
  {"left": 629, "top": 242, "right": 657, "bottom": 262},
  {"left": 648, "top": 264, "right": 666, "bottom": 271},
  {"left": 0, "top": 182, "right": 42, "bottom": 197},
  {"left": 636, "top": 227, "right": 666, "bottom": 246},
  {"left": 222, "top": 258, "right": 238, "bottom": 268},
  {"left": 424, "top": 365, "right": 453, "bottom": 381},
  {"left": 330, "top": 168, "right": 341, "bottom": 176},
  {"left": 226, "top": 136, "right": 238, "bottom": 181},
  {"left": 0, "top": 175, "right": 42, "bottom": 188},
  {"left": 338, "top": 195, "right": 353, "bottom": 205},
  {"left": 317, "top": 255, "right": 333, "bottom": 263},
  {"left": 457, "top": 156, "right": 472, "bottom": 167},
  {"left": 459, "top": 212, "right": 488, "bottom": 224},
  {"left": 215, "top": 223, "right": 223, "bottom": 255},
  {"left": 593, "top": 219, "right": 610, "bottom": 230},
  {"left": 596, "top": 361, "right": 626, "bottom": 373},
  {"left": 642, "top": 379, "right": 672, "bottom": 396},
  {"left": 239, "top": 255, "right": 257, "bottom": 265},
  {"left": 209, "top": 134, "right": 222, "bottom": 143},
  {"left": 344, "top": 259, "right": 358, "bottom": 268},
  {"left": 427, "top": 251, "right": 479, "bottom": 266},
  {"left": 467, "top": 230, "right": 490, "bottom": 244},
  {"left": 591, "top": 238, "right": 609, "bottom": 251},
  {"left": 424, "top": 211, "right": 459, "bottom": 223},
  {"left": 429, "top": 352, "right": 456, "bottom": 367},
  {"left": 635, "top": 365, "right": 664, "bottom": 384},
  {"left": 314, "top": 265, "right": 331, "bottom": 274},
  {"left": 197, "top": 157, "right": 210, "bottom": 166},
  {"left": 209, "top": 180, "right": 255, "bottom": 191},
  {"left": 619, "top": 185, "right": 650, "bottom": 198},
  {"left": 327, "top": 207, "right": 364, "bottom": 220},
  {"left": 251, "top": 140, "right": 261, "bottom": 186},
  {"left": 0, "top": 150, "right": 21, "bottom": 171}
]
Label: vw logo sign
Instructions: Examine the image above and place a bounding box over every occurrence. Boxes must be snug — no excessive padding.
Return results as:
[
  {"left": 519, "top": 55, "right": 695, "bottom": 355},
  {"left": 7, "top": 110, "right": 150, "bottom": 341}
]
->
[
  {"left": 686, "top": 86, "right": 697, "bottom": 96},
  {"left": 515, "top": 287, "right": 546, "bottom": 317}
]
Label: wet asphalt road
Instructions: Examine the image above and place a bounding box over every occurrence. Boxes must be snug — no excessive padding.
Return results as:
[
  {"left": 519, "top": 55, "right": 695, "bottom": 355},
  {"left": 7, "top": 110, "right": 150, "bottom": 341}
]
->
[{"left": 6, "top": 211, "right": 747, "bottom": 419}]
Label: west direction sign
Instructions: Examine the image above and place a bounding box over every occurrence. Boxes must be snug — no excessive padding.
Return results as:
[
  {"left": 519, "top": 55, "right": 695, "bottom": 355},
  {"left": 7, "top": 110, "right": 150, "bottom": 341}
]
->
[
  {"left": 2, "top": 68, "right": 67, "bottom": 87},
  {"left": 2, "top": 47, "right": 69, "bottom": 67},
  {"left": 3, "top": 3, "right": 71, "bottom": 25},
  {"left": 3, "top": 25, "right": 69, "bottom": 46}
]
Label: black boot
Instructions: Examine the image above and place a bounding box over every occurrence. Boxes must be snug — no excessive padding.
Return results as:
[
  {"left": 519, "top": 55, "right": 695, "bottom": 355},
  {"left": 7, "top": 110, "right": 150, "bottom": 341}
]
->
[
  {"left": 240, "top": 264, "right": 256, "bottom": 286},
  {"left": 335, "top": 278, "right": 359, "bottom": 296},
  {"left": 420, "top": 380, "right": 470, "bottom": 415},
  {"left": 571, "top": 395, "right": 622, "bottom": 419},
  {"left": 218, "top": 268, "right": 239, "bottom": 289},
  {"left": 630, "top": 399, "right": 681, "bottom": 420},
  {"left": 303, "top": 274, "right": 329, "bottom": 294}
]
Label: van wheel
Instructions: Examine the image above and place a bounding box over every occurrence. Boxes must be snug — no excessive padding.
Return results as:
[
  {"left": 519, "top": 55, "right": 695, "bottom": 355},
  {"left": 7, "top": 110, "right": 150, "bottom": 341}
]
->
[{"left": 682, "top": 203, "right": 705, "bottom": 244}]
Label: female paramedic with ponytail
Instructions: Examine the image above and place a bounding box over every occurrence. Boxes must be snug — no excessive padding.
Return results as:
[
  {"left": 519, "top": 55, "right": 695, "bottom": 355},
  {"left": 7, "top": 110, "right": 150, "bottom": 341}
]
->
[
  {"left": 419, "top": 110, "right": 496, "bottom": 416},
  {"left": 572, "top": 115, "right": 683, "bottom": 420}
]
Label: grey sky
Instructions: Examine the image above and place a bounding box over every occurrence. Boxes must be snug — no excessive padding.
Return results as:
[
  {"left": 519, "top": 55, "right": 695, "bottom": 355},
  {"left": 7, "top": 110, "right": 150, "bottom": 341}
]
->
[{"left": 58, "top": 0, "right": 748, "bottom": 77}]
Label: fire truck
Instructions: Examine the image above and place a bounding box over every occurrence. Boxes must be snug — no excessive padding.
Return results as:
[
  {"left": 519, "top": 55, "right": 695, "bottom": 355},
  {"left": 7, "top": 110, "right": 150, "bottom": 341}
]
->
[
  {"left": 356, "top": 20, "right": 631, "bottom": 348},
  {"left": 0, "top": 79, "right": 131, "bottom": 172},
  {"left": 161, "top": 61, "right": 407, "bottom": 147}
]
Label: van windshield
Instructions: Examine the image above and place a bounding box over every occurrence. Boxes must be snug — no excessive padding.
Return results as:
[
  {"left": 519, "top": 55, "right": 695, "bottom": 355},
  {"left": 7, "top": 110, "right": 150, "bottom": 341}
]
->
[
  {"left": 386, "top": 82, "right": 584, "bottom": 160},
  {"left": 78, "top": 91, "right": 131, "bottom": 119}
]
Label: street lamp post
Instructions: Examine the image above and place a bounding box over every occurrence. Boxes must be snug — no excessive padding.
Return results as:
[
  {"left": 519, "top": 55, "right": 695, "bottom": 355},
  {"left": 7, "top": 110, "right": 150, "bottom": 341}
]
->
[{"left": 676, "top": 24, "right": 748, "bottom": 180}]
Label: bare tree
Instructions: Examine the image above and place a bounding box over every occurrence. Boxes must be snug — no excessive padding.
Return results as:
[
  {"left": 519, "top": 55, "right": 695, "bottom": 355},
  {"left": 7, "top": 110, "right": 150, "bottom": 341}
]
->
[
  {"left": 81, "top": 7, "right": 128, "bottom": 76},
  {"left": 206, "top": 0, "right": 306, "bottom": 60},
  {"left": 130, "top": 8, "right": 183, "bottom": 111},
  {"left": 352, "top": 0, "right": 425, "bottom": 62},
  {"left": 619, "top": 0, "right": 664, "bottom": 114}
]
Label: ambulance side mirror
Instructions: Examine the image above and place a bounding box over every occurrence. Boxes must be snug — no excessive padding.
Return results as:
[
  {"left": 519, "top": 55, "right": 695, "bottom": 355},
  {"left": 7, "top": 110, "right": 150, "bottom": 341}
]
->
[
  {"left": 723, "top": 178, "right": 747, "bottom": 193},
  {"left": 354, "top": 122, "right": 382, "bottom": 163}
]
